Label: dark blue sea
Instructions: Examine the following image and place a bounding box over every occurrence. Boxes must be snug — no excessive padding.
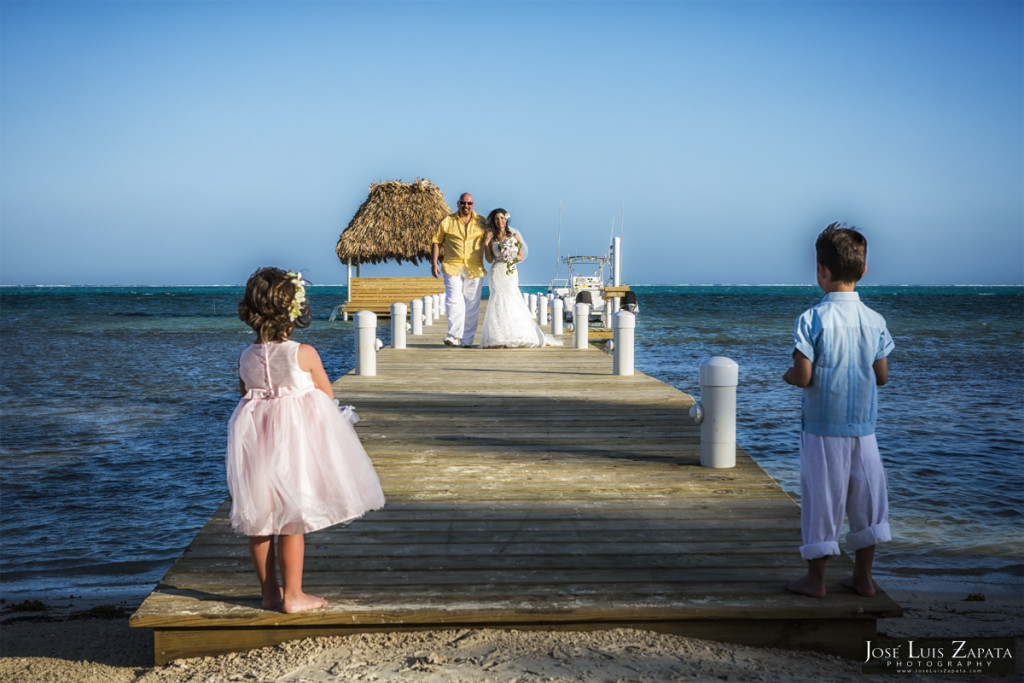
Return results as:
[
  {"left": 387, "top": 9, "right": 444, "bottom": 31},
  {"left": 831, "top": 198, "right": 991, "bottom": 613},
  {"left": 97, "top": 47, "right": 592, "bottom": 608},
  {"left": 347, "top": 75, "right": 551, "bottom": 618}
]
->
[{"left": 1, "top": 285, "right": 1021, "bottom": 606}]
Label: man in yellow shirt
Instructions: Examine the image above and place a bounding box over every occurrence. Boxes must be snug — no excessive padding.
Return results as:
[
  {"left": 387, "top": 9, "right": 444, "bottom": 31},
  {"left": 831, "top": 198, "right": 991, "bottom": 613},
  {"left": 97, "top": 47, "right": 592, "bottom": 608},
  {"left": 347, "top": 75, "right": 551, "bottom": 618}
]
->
[{"left": 431, "top": 192, "right": 488, "bottom": 347}]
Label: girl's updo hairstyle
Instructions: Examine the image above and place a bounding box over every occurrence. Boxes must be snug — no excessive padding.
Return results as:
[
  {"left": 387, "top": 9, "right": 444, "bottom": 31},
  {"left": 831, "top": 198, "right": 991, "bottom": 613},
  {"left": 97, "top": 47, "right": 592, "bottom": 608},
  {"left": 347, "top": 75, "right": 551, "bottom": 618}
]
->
[{"left": 238, "top": 267, "right": 312, "bottom": 342}]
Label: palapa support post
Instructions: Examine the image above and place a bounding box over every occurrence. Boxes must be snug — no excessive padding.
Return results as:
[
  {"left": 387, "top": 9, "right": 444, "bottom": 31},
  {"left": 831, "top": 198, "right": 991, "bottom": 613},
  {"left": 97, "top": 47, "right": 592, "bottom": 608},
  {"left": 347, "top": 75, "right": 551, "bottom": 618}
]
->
[
  {"left": 410, "top": 299, "right": 423, "bottom": 336},
  {"left": 355, "top": 311, "right": 377, "bottom": 376},
  {"left": 391, "top": 303, "right": 407, "bottom": 349},
  {"left": 552, "top": 298, "right": 564, "bottom": 336},
  {"left": 612, "top": 311, "right": 635, "bottom": 376},
  {"left": 574, "top": 303, "right": 590, "bottom": 349},
  {"left": 689, "top": 356, "right": 739, "bottom": 468}
]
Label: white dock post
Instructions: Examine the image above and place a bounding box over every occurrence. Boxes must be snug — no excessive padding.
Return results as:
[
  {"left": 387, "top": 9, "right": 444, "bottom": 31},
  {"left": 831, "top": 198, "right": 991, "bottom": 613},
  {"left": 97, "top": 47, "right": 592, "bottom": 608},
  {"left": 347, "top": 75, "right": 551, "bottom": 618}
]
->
[
  {"left": 612, "top": 311, "right": 635, "bottom": 376},
  {"left": 410, "top": 299, "right": 423, "bottom": 335},
  {"left": 529, "top": 293, "right": 538, "bottom": 318},
  {"left": 552, "top": 298, "right": 564, "bottom": 336},
  {"left": 390, "top": 302, "right": 407, "bottom": 350},
  {"left": 422, "top": 295, "right": 433, "bottom": 326},
  {"left": 538, "top": 296, "right": 548, "bottom": 327},
  {"left": 573, "top": 303, "right": 590, "bottom": 349},
  {"left": 689, "top": 357, "right": 739, "bottom": 468},
  {"left": 604, "top": 299, "right": 613, "bottom": 329},
  {"left": 433, "top": 293, "right": 443, "bottom": 319},
  {"left": 355, "top": 311, "right": 377, "bottom": 376}
]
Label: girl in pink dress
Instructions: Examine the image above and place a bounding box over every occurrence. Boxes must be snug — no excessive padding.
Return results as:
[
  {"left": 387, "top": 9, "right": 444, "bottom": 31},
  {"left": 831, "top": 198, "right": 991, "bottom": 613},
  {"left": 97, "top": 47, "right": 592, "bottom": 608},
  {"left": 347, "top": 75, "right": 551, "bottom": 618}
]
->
[{"left": 226, "top": 267, "right": 385, "bottom": 613}]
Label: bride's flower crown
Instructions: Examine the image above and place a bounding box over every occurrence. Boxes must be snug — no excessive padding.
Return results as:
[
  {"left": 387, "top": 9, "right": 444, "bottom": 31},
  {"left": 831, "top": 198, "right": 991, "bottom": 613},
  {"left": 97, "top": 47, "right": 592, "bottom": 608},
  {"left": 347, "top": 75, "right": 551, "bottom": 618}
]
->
[{"left": 286, "top": 271, "right": 306, "bottom": 321}]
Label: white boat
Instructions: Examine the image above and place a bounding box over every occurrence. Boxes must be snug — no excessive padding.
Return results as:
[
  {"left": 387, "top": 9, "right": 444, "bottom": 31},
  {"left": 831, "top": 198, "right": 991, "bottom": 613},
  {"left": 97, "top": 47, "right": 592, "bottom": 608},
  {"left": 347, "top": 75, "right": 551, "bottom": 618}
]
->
[{"left": 547, "top": 240, "right": 637, "bottom": 331}]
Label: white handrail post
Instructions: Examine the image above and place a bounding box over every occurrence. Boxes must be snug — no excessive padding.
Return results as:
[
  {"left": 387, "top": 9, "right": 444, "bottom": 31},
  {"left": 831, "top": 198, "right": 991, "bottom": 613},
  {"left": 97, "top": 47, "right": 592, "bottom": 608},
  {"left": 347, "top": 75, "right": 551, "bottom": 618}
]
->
[
  {"left": 410, "top": 299, "right": 423, "bottom": 335},
  {"left": 551, "top": 298, "right": 563, "bottom": 336},
  {"left": 355, "top": 311, "right": 377, "bottom": 376},
  {"left": 612, "top": 311, "right": 635, "bottom": 376},
  {"left": 573, "top": 303, "right": 590, "bottom": 349},
  {"left": 689, "top": 357, "right": 739, "bottom": 468},
  {"left": 391, "top": 302, "right": 407, "bottom": 350}
]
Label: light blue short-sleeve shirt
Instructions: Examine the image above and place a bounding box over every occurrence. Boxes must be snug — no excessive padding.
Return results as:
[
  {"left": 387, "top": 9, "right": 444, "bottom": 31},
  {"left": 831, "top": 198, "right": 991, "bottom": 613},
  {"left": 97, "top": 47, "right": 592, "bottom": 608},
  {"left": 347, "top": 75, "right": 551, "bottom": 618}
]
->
[{"left": 794, "top": 292, "right": 894, "bottom": 437}]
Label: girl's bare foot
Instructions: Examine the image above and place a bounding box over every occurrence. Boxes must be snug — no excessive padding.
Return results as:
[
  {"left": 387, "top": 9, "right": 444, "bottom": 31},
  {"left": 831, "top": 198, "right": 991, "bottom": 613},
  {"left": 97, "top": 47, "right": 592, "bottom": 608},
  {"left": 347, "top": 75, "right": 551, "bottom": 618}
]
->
[
  {"left": 785, "top": 574, "right": 826, "bottom": 598},
  {"left": 261, "top": 586, "right": 284, "bottom": 609},
  {"left": 281, "top": 593, "right": 328, "bottom": 614},
  {"left": 840, "top": 575, "right": 876, "bottom": 597}
]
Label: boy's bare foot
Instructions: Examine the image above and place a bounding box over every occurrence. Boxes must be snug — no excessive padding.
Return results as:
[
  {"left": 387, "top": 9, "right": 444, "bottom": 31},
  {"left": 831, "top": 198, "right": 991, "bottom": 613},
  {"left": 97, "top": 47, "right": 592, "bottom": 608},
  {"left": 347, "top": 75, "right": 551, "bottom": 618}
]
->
[
  {"left": 281, "top": 593, "right": 328, "bottom": 614},
  {"left": 261, "top": 586, "right": 284, "bottom": 609},
  {"left": 785, "top": 574, "right": 826, "bottom": 598},
  {"left": 840, "top": 575, "right": 876, "bottom": 597}
]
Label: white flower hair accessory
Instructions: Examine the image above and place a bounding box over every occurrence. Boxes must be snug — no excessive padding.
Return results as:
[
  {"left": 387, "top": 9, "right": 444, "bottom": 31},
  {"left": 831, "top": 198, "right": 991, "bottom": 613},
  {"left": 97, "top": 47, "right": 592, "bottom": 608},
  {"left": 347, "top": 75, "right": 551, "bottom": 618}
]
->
[{"left": 287, "top": 271, "right": 306, "bottom": 321}]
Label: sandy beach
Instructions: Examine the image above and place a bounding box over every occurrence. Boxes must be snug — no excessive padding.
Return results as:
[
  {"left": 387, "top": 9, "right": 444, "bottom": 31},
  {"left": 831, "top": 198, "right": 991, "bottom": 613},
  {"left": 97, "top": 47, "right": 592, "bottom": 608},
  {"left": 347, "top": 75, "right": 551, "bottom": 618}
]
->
[{"left": 1, "top": 580, "right": 1019, "bottom": 682}]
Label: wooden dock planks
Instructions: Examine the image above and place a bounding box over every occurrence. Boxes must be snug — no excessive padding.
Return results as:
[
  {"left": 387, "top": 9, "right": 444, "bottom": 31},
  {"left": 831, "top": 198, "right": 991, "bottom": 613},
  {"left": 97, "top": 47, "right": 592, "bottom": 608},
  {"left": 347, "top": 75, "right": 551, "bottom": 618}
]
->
[{"left": 130, "top": 306, "right": 901, "bottom": 663}]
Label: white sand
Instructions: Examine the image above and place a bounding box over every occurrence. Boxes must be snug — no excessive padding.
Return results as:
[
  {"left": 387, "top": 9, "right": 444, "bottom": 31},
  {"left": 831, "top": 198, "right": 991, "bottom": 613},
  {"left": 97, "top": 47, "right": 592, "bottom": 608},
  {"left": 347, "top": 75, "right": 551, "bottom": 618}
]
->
[{"left": 1, "top": 584, "right": 1020, "bottom": 682}]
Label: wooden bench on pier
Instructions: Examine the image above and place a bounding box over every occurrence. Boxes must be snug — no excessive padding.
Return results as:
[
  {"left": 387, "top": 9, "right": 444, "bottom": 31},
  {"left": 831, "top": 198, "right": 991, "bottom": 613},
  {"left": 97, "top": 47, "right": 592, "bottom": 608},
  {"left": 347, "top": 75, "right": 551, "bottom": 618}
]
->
[{"left": 340, "top": 276, "right": 445, "bottom": 319}]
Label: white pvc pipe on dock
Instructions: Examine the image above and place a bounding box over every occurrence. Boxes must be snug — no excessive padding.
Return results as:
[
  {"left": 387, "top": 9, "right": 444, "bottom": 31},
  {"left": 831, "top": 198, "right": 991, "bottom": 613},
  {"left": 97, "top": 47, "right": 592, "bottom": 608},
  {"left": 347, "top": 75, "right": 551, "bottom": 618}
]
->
[
  {"left": 410, "top": 299, "right": 423, "bottom": 335},
  {"left": 355, "top": 311, "right": 377, "bottom": 376},
  {"left": 691, "top": 356, "right": 739, "bottom": 468},
  {"left": 422, "top": 295, "right": 433, "bottom": 326},
  {"left": 612, "top": 311, "right": 635, "bottom": 376},
  {"left": 391, "top": 302, "right": 407, "bottom": 350},
  {"left": 551, "top": 298, "right": 563, "bottom": 336},
  {"left": 574, "top": 302, "right": 590, "bottom": 349}
]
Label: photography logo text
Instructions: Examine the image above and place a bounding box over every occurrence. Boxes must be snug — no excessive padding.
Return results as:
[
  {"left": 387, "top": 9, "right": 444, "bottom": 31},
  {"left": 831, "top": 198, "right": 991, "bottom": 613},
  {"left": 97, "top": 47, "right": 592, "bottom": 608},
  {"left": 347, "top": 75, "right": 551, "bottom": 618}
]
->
[{"left": 862, "top": 637, "right": 1016, "bottom": 675}]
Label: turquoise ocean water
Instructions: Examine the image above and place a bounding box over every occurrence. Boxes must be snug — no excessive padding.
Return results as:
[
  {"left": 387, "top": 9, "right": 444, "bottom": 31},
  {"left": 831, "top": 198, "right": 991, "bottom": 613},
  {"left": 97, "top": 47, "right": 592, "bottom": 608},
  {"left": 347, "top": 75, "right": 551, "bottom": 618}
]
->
[{"left": 1, "top": 285, "right": 1021, "bottom": 605}]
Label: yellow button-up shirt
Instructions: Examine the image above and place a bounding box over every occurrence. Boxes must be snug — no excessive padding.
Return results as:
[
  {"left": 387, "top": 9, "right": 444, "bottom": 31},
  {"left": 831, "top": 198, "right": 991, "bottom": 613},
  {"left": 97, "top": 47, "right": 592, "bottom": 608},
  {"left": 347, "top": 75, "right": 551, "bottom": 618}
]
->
[{"left": 432, "top": 212, "right": 488, "bottom": 278}]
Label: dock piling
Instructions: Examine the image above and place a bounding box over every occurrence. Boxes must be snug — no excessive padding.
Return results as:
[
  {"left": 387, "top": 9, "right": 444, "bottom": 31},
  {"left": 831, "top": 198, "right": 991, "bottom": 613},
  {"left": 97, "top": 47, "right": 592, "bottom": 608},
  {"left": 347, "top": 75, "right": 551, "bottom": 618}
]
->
[
  {"left": 391, "top": 303, "right": 407, "bottom": 349},
  {"left": 355, "top": 311, "right": 377, "bottom": 376},
  {"left": 612, "top": 311, "right": 635, "bottom": 375},
  {"left": 410, "top": 299, "right": 423, "bottom": 335}
]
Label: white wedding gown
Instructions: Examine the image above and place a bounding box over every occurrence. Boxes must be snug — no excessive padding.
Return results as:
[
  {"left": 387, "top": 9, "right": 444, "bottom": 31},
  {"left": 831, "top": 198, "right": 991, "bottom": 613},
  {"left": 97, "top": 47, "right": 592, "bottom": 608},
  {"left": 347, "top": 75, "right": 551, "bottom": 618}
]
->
[{"left": 480, "top": 229, "right": 563, "bottom": 349}]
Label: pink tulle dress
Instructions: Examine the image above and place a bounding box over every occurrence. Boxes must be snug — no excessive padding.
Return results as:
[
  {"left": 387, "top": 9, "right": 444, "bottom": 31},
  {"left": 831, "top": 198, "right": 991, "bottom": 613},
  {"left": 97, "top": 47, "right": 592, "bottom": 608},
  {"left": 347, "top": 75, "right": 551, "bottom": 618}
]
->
[{"left": 226, "top": 340, "right": 385, "bottom": 536}]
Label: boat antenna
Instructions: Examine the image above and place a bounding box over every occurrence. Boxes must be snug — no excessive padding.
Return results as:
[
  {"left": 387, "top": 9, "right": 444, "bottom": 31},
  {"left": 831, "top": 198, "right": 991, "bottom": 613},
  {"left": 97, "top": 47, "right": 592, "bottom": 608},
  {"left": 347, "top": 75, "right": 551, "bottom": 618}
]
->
[{"left": 554, "top": 201, "right": 562, "bottom": 283}]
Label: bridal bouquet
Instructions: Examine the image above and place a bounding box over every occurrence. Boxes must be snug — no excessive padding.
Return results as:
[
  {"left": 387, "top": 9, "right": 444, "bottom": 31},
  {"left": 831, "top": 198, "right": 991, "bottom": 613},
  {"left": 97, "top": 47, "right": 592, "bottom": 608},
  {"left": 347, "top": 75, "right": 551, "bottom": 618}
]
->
[{"left": 498, "top": 236, "right": 522, "bottom": 275}]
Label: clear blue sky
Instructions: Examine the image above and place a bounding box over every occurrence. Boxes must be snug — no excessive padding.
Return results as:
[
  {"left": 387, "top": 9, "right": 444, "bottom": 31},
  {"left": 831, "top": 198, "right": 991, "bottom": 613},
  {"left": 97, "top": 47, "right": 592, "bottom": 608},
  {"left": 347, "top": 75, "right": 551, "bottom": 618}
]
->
[{"left": 2, "top": 0, "right": 1021, "bottom": 286}]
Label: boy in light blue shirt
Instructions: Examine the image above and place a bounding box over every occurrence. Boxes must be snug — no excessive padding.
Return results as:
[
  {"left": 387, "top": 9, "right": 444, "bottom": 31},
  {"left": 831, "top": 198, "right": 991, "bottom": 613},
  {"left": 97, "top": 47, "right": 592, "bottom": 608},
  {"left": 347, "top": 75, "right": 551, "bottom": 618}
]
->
[{"left": 783, "top": 223, "right": 894, "bottom": 598}]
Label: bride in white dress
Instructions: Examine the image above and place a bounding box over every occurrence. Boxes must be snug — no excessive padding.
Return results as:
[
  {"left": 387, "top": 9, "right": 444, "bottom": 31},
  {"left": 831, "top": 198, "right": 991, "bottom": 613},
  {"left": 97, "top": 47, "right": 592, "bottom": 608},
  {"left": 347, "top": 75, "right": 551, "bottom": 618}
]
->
[{"left": 479, "top": 208, "right": 563, "bottom": 349}]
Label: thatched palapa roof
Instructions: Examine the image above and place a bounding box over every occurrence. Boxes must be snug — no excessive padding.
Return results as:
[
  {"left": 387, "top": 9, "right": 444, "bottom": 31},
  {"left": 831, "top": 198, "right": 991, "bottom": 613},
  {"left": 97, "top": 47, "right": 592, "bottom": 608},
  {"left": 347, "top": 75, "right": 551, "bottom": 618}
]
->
[{"left": 336, "top": 178, "right": 453, "bottom": 266}]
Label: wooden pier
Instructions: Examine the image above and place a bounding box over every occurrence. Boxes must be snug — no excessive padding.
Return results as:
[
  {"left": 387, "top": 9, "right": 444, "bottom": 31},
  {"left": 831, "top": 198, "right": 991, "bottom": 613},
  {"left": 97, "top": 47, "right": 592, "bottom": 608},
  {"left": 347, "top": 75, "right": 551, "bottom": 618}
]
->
[{"left": 130, "top": 307, "right": 901, "bottom": 663}]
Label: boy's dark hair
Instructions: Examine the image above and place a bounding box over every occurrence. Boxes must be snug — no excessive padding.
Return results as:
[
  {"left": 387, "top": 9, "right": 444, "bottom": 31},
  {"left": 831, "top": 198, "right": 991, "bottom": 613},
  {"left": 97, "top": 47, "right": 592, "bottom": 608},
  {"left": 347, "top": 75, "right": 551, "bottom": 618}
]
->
[
  {"left": 816, "top": 222, "right": 867, "bottom": 283},
  {"left": 238, "top": 267, "right": 311, "bottom": 342}
]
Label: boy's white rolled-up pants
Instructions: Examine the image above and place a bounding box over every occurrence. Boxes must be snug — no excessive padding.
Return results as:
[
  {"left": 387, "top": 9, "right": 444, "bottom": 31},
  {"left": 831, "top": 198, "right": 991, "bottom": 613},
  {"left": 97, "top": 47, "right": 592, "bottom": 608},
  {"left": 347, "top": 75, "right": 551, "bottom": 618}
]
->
[
  {"left": 799, "top": 431, "right": 891, "bottom": 561},
  {"left": 443, "top": 268, "right": 483, "bottom": 346}
]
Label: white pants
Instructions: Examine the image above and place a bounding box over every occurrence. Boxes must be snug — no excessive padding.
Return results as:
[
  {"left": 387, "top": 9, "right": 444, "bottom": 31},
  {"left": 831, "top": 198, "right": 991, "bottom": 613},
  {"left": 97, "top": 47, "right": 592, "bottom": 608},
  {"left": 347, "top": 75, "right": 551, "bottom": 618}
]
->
[
  {"left": 443, "top": 268, "right": 483, "bottom": 346},
  {"left": 799, "top": 431, "right": 891, "bottom": 561}
]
